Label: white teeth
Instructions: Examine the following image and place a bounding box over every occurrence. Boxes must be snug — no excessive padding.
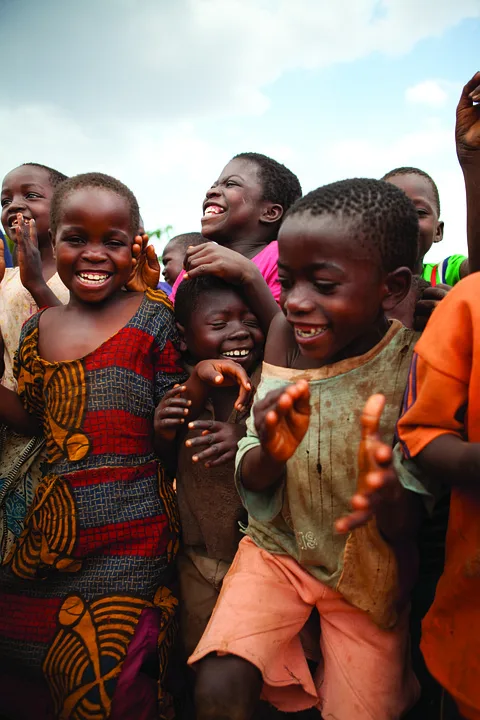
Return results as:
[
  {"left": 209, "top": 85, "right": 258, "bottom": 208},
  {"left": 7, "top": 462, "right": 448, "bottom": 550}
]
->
[
  {"left": 204, "top": 206, "right": 224, "bottom": 216},
  {"left": 223, "top": 349, "right": 249, "bottom": 358},
  {"left": 78, "top": 272, "right": 110, "bottom": 285},
  {"left": 295, "top": 327, "right": 327, "bottom": 338}
]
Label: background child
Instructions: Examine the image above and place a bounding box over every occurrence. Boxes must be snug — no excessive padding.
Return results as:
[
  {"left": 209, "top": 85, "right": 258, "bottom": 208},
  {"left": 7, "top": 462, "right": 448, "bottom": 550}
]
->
[
  {"left": 190, "top": 178, "right": 422, "bottom": 720},
  {"left": 157, "top": 275, "right": 265, "bottom": 659},
  {"left": 170, "top": 152, "right": 301, "bottom": 332},
  {"left": 0, "top": 162, "right": 69, "bottom": 560},
  {"left": 0, "top": 230, "right": 13, "bottom": 269},
  {"left": 162, "top": 231, "right": 204, "bottom": 288},
  {"left": 382, "top": 166, "right": 467, "bottom": 286}
]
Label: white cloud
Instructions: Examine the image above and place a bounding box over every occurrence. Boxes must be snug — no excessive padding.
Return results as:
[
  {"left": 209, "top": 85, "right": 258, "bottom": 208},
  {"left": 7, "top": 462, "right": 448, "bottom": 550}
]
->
[{"left": 406, "top": 80, "right": 449, "bottom": 108}]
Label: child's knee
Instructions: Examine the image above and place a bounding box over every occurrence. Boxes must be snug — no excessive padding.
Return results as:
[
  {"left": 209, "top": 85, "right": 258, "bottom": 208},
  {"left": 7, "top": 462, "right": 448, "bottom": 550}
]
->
[{"left": 195, "top": 654, "right": 263, "bottom": 720}]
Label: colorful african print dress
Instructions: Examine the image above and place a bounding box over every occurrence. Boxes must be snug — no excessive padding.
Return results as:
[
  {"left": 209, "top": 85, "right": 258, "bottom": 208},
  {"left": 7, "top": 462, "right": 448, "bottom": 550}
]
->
[{"left": 0, "top": 289, "right": 186, "bottom": 720}]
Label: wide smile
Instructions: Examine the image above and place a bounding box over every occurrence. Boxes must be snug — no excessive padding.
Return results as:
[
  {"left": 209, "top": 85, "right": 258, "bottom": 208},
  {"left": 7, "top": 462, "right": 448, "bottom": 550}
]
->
[
  {"left": 221, "top": 347, "right": 254, "bottom": 365},
  {"left": 75, "top": 271, "right": 112, "bottom": 287},
  {"left": 293, "top": 325, "right": 330, "bottom": 348},
  {"left": 202, "top": 203, "right": 226, "bottom": 219}
]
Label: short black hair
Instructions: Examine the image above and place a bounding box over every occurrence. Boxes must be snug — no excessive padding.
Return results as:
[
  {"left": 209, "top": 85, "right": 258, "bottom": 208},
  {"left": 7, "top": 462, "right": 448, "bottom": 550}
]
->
[
  {"left": 382, "top": 166, "right": 441, "bottom": 216},
  {"left": 285, "top": 178, "right": 419, "bottom": 273},
  {"left": 233, "top": 152, "right": 302, "bottom": 215},
  {"left": 175, "top": 275, "right": 246, "bottom": 329},
  {"left": 50, "top": 172, "right": 139, "bottom": 237},
  {"left": 163, "top": 232, "right": 204, "bottom": 255},
  {"left": 21, "top": 162, "right": 68, "bottom": 189}
]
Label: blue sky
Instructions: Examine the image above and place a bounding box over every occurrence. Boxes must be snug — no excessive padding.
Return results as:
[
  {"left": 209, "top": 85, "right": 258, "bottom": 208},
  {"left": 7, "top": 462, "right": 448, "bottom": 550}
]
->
[{"left": 1, "top": 0, "right": 479, "bottom": 259}]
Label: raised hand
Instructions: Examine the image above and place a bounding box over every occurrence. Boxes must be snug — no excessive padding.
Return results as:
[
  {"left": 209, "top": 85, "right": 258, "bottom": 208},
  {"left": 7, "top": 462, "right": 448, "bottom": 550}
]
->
[
  {"left": 193, "top": 359, "right": 252, "bottom": 411},
  {"left": 254, "top": 380, "right": 310, "bottom": 463},
  {"left": 185, "top": 420, "right": 245, "bottom": 468},
  {"left": 126, "top": 234, "right": 160, "bottom": 292},
  {"left": 456, "top": 71, "right": 480, "bottom": 164},
  {"left": 15, "top": 214, "right": 44, "bottom": 292},
  {"left": 182, "top": 243, "right": 256, "bottom": 285},
  {"left": 154, "top": 385, "right": 191, "bottom": 441},
  {"left": 335, "top": 394, "right": 399, "bottom": 534}
]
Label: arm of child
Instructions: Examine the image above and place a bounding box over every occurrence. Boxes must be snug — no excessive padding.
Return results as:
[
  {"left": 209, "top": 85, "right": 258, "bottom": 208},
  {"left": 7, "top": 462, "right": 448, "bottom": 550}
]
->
[
  {"left": 416, "top": 434, "right": 480, "bottom": 494},
  {"left": 240, "top": 380, "right": 311, "bottom": 492},
  {"left": 185, "top": 420, "right": 246, "bottom": 468},
  {"left": 126, "top": 234, "right": 161, "bottom": 292},
  {"left": 456, "top": 71, "right": 480, "bottom": 277},
  {"left": 182, "top": 243, "right": 280, "bottom": 334},
  {"left": 15, "top": 215, "right": 62, "bottom": 308},
  {"left": 0, "top": 384, "right": 41, "bottom": 436}
]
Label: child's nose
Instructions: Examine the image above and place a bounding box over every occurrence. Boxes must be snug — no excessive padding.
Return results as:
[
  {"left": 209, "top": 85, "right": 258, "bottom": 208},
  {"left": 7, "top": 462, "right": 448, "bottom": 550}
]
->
[
  {"left": 283, "top": 287, "right": 316, "bottom": 315},
  {"left": 229, "top": 325, "right": 249, "bottom": 339},
  {"left": 205, "top": 185, "right": 221, "bottom": 199}
]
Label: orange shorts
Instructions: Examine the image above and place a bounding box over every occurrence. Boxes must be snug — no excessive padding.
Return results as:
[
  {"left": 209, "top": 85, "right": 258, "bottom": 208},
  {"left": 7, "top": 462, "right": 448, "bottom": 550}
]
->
[{"left": 189, "top": 537, "right": 419, "bottom": 719}]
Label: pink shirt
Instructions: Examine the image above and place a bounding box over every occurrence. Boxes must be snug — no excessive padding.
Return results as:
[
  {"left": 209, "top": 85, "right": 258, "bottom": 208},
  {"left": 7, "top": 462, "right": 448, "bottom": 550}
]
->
[{"left": 169, "top": 241, "right": 281, "bottom": 304}]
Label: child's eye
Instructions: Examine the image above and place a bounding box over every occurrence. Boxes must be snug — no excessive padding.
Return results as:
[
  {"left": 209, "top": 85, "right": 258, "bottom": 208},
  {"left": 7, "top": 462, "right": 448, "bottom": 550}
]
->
[
  {"left": 314, "top": 282, "right": 337, "bottom": 294},
  {"left": 210, "top": 322, "right": 227, "bottom": 329},
  {"left": 0, "top": 198, "right": 10, "bottom": 207},
  {"left": 66, "top": 236, "right": 85, "bottom": 244},
  {"left": 243, "top": 320, "right": 259, "bottom": 329},
  {"left": 417, "top": 209, "right": 429, "bottom": 218},
  {"left": 225, "top": 181, "right": 238, "bottom": 188},
  {"left": 25, "top": 192, "right": 42, "bottom": 200},
  {"left": 279, "top": 278, "right": 292, "bottom": 290},
  {"left": 106, "top": 240, "right": 125, "bottom": 247}
]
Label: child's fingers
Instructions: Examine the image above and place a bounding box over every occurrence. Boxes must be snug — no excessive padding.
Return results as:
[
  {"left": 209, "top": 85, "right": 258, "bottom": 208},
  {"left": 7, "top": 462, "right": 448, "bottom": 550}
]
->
[
  {"left": 462, "top": 72, "right": 480, "bottom": 107},
  {"left": 191, "top": 442, "right": 228, "bottom": 463},
  {"left": 156, "top": 417, "right": 186, "bottom": 428},
  {"left": 360, "top": 394, "right": 385, "bottom": 438},
  {"left": 335, "top": 509, "right": 372, "bottom": 534},
  {"left": 185, "top": 433, "right": 218, "bottom": 449},
  {"left": 205, "top": 450, "right": 235, "bottom": 468},
  {"left": 187, "top": 419, "right": 218, "bottom": 432},
  {"left": 28, "top": 218, "right": 38, "bottom": 248}
]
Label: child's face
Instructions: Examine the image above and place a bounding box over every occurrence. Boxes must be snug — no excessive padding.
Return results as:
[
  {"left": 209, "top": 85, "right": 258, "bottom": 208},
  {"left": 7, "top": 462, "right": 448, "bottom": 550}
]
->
[
  {"left": 179, "top": 288, "right": 265, "bottom": 372},
  {"left": 1, "top": 165, "right": 54, "bottom": 245},
  {"left": 162, "top": 240, "right": 185, "bottom": 287},
  {"left": 54, "top": 187, "right": 135, "bottom": 304},
  {"left": 386, "top": 174, "right": 443, "bottom": 262},
  {"left": 201, "top": 158, "right": 266, "bottom": 242},
  {"left": 278, "top": 213, "right": 391, "bottom": 365}
]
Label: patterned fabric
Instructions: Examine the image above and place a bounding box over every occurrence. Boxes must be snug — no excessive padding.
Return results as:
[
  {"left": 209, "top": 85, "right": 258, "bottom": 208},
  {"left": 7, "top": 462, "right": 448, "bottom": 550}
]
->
[
  {"left": 0, "top": 289, "right": 187, "bottom": 720},
  {"left": 0, "top": 267, "right": 69, "bottom": 560},
  {"left": 0, "top": 231, "right": 13, "bottom": 268},
  {"left": 235, "top": 321, "right": 419, "bottom": 629},
  {"left": 421, "top": 254, "right": 466, "bottom": 287}
]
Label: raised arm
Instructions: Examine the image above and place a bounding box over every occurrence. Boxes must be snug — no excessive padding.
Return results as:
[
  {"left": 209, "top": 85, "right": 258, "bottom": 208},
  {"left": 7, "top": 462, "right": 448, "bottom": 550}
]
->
[
  {"left": 15, "top": 216, "right": 62, "bottom": 308},
  {"left": 183, "top": 243, "right": 280, "bottom": 334},
  {"left": 456, "top": 72, "right": 480, "bottom": 276}
]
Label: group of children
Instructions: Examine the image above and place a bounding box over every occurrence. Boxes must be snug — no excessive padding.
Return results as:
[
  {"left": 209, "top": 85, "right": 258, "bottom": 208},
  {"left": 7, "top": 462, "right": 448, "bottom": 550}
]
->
[{"left": 0, "top": 71, "right": 478, "bottom": 720}]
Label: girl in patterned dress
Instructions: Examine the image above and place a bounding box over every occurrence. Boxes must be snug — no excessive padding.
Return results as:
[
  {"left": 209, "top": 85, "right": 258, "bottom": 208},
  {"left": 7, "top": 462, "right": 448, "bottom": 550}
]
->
[{"left": 0, "top": 172, "right": 249, "bottom": 720}]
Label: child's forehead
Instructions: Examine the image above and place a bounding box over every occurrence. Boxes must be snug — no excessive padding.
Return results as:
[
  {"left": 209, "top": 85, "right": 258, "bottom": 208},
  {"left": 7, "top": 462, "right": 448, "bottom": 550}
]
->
[
  {"left": 192, "top": 287, "right": 250, "bottom": 316},
  {"left": 387, "top": 173, "right": 435, "bottom": 204},
  {"left": 218, "top": 158, "right": 260, "bottom": 183},
  {"left": 2, "top": 165, "right": 51, "bottom": 191}
]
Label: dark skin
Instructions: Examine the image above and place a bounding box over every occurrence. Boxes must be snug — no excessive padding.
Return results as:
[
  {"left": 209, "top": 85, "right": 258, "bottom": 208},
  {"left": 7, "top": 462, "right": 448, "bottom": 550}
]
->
[
  {"left": 162, "top": 238, "right": 187, "bottom": 287},
  {"left": 181, "top": 157, "right": 282, "bottom": 334},
  {"left": 194, "top": 214, "right": 419, "bottom": 720},
  {"left": 456, "top": 72, "right": 480, "bottom": 274},
  {"left": 156, "top": 288, "right": 265, "bottom": 468}
]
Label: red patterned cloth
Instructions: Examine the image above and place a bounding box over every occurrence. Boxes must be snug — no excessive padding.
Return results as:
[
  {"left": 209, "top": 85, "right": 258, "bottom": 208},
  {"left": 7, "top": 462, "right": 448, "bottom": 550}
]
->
[{"left": 0, "top": 289, "right": 186, "bottom": 720}]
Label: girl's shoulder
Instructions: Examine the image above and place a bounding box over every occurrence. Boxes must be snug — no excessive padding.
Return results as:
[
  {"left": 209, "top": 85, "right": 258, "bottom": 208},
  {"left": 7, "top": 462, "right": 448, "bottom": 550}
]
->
[{"left": 128, "top": 289, "right": 178, "bottom": 347}]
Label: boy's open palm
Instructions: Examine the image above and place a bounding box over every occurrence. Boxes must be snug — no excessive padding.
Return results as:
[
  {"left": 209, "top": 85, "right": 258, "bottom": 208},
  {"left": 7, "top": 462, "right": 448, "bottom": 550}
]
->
[
  {"left": 255, "top": 380, "right": 310, "bottom": 463},
  {"left": 336, "top": 394, "right": 399, "bottom": 534},
  {"left": 456, "top": 71, "right": 480, "bottom": 162}
]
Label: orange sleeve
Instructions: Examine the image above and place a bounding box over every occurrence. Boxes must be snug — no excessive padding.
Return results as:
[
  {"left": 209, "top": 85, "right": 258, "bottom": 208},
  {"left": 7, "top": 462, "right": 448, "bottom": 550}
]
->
[{"left": 397, "top": 276, "right": 477, "bottom": 459}]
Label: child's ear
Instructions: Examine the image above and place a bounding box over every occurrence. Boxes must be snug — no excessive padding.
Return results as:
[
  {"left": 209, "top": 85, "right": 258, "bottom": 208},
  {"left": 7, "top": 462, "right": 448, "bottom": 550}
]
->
[
  {"left": 434, "top": 220, "right": 444, "bottom": 244},
  {"left": 260, "top": 203, "right": 283, "bottom": 226},
  {"left": 382, "top": 267, "right": 412, "bottom": 311},
  {"left": 175, "top": 322, "right": 188, "bottom": 353}
]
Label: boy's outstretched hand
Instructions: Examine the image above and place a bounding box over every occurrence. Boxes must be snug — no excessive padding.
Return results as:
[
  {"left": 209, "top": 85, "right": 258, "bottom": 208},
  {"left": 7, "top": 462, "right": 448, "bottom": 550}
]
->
[
  {"left": 193, "top": 359, "right": 252, "bottom": 411},
  {"left": 336, "top": 394, "right": 399, "bottom": 534},
  {"left": 254, "top": 380, "right": 310, "bottom": 463},
  {"left": 127, "top": 234, "right": 160, "bottom": 292},
  {"left": 456, "top": 71, "right": 480, "bottom": 164}
]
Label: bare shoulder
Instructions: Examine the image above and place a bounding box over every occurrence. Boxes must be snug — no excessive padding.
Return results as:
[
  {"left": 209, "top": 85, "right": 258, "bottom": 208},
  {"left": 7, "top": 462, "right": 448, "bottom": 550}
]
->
[{"left": 264, "top": 312, "right": 296, "bottom": 367}]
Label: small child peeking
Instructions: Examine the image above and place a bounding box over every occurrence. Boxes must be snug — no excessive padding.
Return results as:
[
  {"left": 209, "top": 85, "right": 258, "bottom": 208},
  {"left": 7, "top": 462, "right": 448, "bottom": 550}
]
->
[
  {"left": 189, "top": 179, "right": 424, "bottom": 720},
  {"left": 156, "top": 275, "right": 265, "bottom": 659}
]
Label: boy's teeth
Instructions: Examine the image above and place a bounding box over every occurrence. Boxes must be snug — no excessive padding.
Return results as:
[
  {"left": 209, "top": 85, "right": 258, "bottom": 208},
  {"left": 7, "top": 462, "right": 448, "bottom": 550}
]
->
[
  {"left": 296, "top": 327, "right": 327, "bottom": 338},
  {"left": 78, "top": 272, "right": 109, "bottom": 284},
  {"left": 223, "top": 349, "right": 250, "bottom": 357},
  {"left": 204, "top": 206, "right": 224, "bottom": 216}
]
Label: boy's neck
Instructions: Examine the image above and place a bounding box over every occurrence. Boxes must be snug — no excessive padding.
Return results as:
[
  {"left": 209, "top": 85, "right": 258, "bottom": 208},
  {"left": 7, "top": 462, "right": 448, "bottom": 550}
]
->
[{"left": 219, "top": 232, "right": 274, "bottom": 260}]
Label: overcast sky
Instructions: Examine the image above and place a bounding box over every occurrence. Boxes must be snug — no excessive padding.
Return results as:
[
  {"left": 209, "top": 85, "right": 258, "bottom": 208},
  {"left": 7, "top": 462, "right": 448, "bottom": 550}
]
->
[{"left": 1, "top": 0, "right": 479, "bottom": 258}]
